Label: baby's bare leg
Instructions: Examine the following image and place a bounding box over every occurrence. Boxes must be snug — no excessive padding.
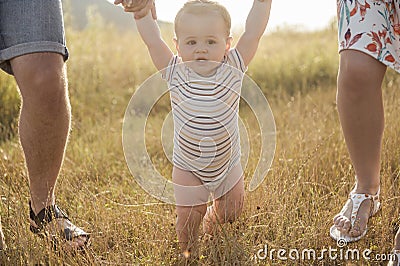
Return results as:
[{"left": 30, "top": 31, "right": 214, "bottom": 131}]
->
[
  {"left": 172, "top": 167, "right": 209, "bottom": 255},
  {"left": 203, "top": 166, "right": 245, "bottom": 235},
  {"left": 175, "top": 205, "right": 206, "bottom": 256}
]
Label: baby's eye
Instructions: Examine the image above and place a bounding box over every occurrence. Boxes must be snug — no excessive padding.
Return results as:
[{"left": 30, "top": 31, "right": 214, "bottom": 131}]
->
[
  {"left": 187, "top": 40, "right": 196, "bottom": 45},
  {"left": 207, "top": 40, "right": 216, "bottom": 45}
]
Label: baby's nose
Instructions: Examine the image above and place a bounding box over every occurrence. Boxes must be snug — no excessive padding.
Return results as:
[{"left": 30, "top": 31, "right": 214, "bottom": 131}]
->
[{"left": 196, "top": 46, "right": 207, "bottom": 53}]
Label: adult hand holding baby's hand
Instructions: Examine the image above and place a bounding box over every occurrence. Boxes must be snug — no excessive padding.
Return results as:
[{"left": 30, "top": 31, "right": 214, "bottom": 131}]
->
[{"left": 114, "top": 0, "right": 156, "bottom": 20}]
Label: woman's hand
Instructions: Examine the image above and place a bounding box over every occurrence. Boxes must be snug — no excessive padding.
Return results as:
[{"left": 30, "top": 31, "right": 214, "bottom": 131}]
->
[{"left": 114, "top": 0, "right": 157, "bottom": 20}]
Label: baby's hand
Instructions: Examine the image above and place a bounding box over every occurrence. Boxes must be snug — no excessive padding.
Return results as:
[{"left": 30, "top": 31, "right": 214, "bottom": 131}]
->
[{"left": 114, "top": 0, "right": 156, "bottom": 20}]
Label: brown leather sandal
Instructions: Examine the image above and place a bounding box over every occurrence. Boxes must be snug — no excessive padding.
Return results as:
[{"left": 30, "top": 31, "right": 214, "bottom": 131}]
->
[{"left": 29, "top": 202, "right": 90, "bottom": 250}]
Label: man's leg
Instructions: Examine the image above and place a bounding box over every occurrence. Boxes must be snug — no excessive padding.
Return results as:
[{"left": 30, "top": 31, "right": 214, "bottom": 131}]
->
[
  {"left": 10, "top": 52, "right": 87, "bottom": 248},
  {"left": 12, "top": 53, "right": 68, "bottom": 213}
]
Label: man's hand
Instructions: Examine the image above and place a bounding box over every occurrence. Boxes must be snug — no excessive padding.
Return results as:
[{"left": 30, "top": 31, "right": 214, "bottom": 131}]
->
[{"left": 114, "top": 0, "right": 157, "bottom": 20}]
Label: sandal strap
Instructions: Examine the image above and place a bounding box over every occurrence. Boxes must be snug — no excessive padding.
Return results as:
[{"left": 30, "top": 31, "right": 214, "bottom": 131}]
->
[
  {"left": 392, "top": 249, "right": 400, "bottom": 255},
  {"left": 348, "top": 189, "right": 380, "bottom": 227},
  {"left": 389, "top": 250, "right": 400, "bottom": 266},
  {"left": 29, "top": 202, "right": 90, "bottom": 248},
  {"left": 29, "top": 202, "right": 70, "bottom": 233}
]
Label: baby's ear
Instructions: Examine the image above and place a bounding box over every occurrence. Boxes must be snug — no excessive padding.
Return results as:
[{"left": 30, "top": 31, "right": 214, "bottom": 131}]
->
[
  {"left": 225, "top": 37, "right": 233, "bottom": 54},
  {"left": 173, "top": 37, "right": 180, "bottom": 56}
]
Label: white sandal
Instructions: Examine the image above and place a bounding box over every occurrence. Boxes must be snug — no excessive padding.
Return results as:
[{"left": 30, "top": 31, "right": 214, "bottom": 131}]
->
[
  {"left": 388, "top": 250, "right": 400, "bottom": 266},
  {"left": 330, "top": 188, "right": 380, "bottom": 243}
]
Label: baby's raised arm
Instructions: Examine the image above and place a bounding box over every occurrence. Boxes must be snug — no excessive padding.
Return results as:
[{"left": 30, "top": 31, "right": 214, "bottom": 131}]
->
[
  {"left": 135, "top": 12, "right": 173, "bottom": 71},
  {"left": 236, "top": 0, "right": 272, "bottom": 66}
]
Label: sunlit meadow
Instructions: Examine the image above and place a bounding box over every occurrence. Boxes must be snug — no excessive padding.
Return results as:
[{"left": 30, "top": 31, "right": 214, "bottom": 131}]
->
[{"left": 0, "top": 8, "right": 400, "bottom": 265}]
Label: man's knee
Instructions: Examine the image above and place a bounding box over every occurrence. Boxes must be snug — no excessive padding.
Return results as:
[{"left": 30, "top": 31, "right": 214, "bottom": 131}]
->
[
  {"left": 24, "top": 68, "right": 66, "bottom": 99},
  {"left": 13, "top": 54, "right": 68, "bottom": 108},
  {"left": 22, "top": 71, "right": 69, "bottom": 116}
]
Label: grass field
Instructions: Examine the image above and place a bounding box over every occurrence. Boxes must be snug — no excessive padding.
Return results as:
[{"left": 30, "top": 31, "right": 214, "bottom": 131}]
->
[{"left": 1, "top": 12, "right": 400, "bottom": 265}]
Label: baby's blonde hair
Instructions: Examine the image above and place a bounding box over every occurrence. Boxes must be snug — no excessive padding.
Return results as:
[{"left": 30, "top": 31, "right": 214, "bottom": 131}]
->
[{"left": 174, "top": 0, "right": 231, "bottom": 37}]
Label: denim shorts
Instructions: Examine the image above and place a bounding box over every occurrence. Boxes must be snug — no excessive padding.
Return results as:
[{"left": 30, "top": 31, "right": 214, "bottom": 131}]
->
[{"left": 0, "top": 0, "right": 69, "bottom": 75}]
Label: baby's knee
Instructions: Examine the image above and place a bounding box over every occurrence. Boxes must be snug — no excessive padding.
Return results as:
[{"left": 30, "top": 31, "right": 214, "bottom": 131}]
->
[
  {"left": 216, "top": 201, "right": 244, "bottom": 223},
  {"left": 176, "top": 205, "right": 207, "bottom": 222},
  {"left": 227, "top": 204, "right": 243, "bottom": 223}
]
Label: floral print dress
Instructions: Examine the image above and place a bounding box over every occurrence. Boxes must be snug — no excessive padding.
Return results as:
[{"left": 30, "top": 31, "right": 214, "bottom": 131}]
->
[{"left": 338, "top": 0, "right": 400, "bottom": 72}]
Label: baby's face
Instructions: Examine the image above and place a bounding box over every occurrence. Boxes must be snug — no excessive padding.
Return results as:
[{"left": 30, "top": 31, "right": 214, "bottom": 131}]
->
[{"left": 175, "top": 12, "right": 231, "bottom": 76}]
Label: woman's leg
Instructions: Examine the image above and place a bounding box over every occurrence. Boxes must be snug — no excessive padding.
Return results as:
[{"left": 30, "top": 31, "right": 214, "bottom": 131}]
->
[
  {"left": 0, "top": 217, "right": 5, "bottom": 250},
  {"left": 172, "top": 167, "right": 209, "bottom": 255},
  {"left": 394, "top": 229, "right": 400, "bottom": 249},
  {"left": 333, "top": 50, "right": 386, "bottom": 237}
]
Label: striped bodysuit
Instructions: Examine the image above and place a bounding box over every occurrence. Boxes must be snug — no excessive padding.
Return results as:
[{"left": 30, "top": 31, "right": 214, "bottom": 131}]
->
[{"left": 164, "top": 49, "right": 247, "bottom": 190}]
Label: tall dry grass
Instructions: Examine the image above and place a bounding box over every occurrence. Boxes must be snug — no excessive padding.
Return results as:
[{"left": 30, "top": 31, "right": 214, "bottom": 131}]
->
[{"left": 0, "top": 9, "right": 400, "bottom": 265}]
